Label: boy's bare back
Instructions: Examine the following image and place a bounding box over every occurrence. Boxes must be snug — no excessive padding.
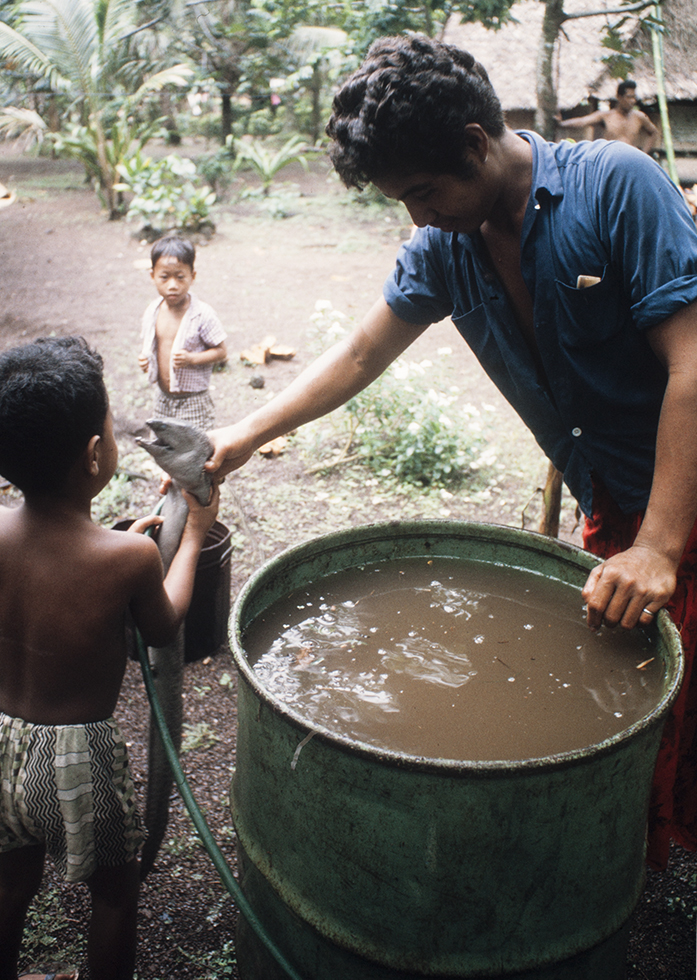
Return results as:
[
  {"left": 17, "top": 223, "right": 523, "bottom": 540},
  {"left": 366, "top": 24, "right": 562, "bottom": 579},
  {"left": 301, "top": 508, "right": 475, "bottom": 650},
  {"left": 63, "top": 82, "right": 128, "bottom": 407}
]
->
[{"left": 0, "top": 503, "right": 170, "bottom": 726}]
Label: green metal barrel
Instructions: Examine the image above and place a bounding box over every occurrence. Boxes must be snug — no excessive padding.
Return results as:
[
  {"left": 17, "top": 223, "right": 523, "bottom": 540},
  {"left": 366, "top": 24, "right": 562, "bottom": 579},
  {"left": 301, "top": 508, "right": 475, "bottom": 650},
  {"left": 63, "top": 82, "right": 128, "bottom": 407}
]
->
[{"left": 230, "top": 521, "right": 683, "bottom": 980}]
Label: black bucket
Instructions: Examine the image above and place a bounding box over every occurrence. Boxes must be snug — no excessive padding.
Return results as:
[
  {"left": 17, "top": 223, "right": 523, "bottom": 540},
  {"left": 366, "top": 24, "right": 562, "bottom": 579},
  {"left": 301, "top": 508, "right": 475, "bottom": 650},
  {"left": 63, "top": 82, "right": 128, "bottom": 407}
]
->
[
  {"left": 184, "top": 519, "right": 232, "bottom": 662},
  {"left": 114, "top": 519, "right": 232, "bottom": 663}
]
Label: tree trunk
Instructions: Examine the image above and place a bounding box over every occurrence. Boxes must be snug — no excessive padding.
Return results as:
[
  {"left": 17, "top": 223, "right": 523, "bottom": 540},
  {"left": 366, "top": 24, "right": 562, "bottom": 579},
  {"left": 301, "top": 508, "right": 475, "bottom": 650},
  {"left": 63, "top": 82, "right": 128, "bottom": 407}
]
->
[
  {"left": 310, "top": 65, "right": 322, "bottom": 145},
  {"left": 221, "top": 91, "right": 233, "bottom": 143},
  {"left": 421, "top": 0, "right": 434, "bottom": 36},
  {"left": 535, "top": 0, "right": 567, "bottom": 138}
]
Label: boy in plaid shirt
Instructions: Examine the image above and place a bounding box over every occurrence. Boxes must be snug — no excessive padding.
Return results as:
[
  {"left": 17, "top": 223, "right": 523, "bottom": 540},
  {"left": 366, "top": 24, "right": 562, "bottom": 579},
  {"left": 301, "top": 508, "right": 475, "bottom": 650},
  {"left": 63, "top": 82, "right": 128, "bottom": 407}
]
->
[{"left": 139, "top": 235, "right": 227, "bottom": 430}]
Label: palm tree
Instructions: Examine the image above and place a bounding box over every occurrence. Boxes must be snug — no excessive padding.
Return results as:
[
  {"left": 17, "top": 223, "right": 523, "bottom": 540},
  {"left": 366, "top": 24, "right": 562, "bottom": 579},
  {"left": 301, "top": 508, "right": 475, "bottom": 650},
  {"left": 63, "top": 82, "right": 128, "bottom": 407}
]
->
[{"left": 0, "top": 0, "right": 192, "bottom": 217}]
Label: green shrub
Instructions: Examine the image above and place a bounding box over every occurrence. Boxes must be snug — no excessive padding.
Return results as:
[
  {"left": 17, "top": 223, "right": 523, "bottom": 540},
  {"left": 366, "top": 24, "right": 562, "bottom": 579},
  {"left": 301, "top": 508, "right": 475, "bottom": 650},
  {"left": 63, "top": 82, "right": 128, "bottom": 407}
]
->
[
  {"left": 234, "top": 134, "right": 313, "bottom": 195},
  {"left": 304, "top": 301, "right": 485, "bottom": 487},
  {"left": 346, "top": 360, "right": 478, "bottom": 486},
  {"left": 115, "top": 152, "right": 216, "bottom": 235},
  {"left": 196, "top": 143, "right": 238, "bottom": 197}
]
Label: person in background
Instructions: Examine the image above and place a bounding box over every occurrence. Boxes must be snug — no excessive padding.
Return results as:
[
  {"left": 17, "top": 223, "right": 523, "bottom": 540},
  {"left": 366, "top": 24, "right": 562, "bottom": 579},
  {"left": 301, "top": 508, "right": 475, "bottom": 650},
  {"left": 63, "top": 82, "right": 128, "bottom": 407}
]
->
[
  {"left": 139, "top": 235, "right": 227, "bottom": 431},
  {"left": 556, "top": 79, "right": 658, "bottom": 154}
]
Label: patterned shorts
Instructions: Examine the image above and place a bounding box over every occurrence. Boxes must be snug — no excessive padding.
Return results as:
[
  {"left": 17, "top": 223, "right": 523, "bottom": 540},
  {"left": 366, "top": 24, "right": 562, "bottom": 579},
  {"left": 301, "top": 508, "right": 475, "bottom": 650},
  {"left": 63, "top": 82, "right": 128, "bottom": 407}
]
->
[
  {"left": 152, "top": 389, "right": 215, "bottom": 431},
  {"left": 0, "top": 712, "right": 144, "bottom": 882}
]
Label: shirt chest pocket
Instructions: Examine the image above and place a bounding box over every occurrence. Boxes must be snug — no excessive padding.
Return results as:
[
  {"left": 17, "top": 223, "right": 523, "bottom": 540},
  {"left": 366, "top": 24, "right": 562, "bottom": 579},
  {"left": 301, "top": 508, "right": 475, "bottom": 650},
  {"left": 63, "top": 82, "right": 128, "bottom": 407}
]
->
[
  {"left": 554, "top": 267, "right": 626, "bottom": 348},
  {"left": 181, "top": 331, "right": 202, "bottom": 352}
]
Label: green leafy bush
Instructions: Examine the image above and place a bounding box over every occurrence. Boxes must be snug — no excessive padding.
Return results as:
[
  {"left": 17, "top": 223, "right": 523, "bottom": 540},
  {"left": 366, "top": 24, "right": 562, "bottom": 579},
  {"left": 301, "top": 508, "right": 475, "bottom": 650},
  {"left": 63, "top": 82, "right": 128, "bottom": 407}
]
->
[
  {"left": 196, "top": 142, "right": 237, "bottom": 197},
  {"left": 305, "top": 301, "right": 485, "bottom": 487},
  {"left": 115, "top": 152, "right": 216, "bottom": 235},
  {"left": 346, "top": 360, "right": 477, "bottom": 486},
  {"left": 235, "top": 134, "right": 313, "bottom": 195}
]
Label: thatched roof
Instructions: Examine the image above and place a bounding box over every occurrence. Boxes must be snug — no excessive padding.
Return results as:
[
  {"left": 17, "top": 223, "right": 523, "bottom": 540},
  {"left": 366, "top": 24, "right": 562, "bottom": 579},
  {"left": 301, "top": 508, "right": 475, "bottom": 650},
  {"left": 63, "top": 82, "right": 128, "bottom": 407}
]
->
[
  {"left": 445, "top": 0, "right": 697, "bottom": 110},
  {"left": 593, "top": 0, "right": 697, "bottom": 101}
]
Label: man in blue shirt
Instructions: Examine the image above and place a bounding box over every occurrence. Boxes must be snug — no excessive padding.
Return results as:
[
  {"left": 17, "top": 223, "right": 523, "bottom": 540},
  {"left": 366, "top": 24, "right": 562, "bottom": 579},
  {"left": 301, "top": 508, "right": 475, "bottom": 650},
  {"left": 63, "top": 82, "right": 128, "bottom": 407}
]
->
[{"left": 207, "top": 34, "right": 697, "bottom": 867}]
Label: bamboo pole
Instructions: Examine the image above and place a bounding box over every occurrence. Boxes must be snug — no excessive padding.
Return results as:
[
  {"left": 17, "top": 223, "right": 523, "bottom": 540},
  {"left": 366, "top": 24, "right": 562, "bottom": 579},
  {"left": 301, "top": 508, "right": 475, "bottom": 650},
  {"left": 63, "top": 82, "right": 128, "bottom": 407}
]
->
[{"left": 650, "top": 3, "right": 679, "bottom": 186}]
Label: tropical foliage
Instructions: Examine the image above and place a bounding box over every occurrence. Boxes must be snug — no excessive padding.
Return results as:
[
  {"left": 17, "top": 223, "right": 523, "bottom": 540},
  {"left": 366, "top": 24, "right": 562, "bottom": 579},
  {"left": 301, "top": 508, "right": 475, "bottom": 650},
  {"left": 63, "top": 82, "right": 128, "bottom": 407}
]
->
[
  {"left": 0, "top": 0, "right": 192, "bottom": 216},
  {"left": 234, "top": 133, "right": 313, "bottom": 194},
  {"left": 115, "top": 152, "right": 217, "bottom": 234}
]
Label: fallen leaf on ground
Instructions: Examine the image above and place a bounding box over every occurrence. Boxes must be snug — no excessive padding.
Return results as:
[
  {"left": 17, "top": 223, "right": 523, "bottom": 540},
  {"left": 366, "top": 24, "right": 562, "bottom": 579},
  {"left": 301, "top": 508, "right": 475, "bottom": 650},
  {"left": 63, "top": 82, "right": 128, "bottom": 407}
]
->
[
  {"left": 268, "top": 343, "right": 296, "bottom": 360},
  {"left": 258, "top": 436, "right": 287, "bottom": 456},
  {"left": 240, "top": 336, "right": 275, "bottom": 365},
  {"left": 240, "top": 335, "right": 295, "bottom": 365}
]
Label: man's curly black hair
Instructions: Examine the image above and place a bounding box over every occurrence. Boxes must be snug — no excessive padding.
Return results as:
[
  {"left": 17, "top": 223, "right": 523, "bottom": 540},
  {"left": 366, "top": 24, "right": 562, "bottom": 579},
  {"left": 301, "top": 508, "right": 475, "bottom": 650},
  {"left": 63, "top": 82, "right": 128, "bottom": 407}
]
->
[{"left": 326, "top": 34, "right": 505, "bottom": 190}]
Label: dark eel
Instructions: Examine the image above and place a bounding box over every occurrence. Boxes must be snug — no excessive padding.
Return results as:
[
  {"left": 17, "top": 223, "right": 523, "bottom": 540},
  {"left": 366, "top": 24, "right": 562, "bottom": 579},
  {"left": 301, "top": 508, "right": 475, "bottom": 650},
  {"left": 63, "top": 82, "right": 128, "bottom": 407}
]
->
[{"left": 135, "top": 418, "right": 213, "bottom": 878}]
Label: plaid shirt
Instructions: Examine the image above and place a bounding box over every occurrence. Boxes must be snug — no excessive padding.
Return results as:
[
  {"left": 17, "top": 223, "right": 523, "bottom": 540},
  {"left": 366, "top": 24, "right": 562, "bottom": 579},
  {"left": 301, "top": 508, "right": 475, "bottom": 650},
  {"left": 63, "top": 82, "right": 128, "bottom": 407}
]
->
[{"left": 141, "top": 291, "right": 227, "bottom": 393}]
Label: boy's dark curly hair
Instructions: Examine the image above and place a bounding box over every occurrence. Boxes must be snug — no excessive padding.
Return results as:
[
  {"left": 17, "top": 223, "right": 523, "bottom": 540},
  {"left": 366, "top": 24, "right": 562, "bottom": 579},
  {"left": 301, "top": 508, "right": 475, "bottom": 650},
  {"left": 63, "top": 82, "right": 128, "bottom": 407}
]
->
[
  {"left": 0, "top": 336, "right": 109, "bottom": 497},
  {"left": 326, "top": 34, "right": 505, "bottom": 189}
]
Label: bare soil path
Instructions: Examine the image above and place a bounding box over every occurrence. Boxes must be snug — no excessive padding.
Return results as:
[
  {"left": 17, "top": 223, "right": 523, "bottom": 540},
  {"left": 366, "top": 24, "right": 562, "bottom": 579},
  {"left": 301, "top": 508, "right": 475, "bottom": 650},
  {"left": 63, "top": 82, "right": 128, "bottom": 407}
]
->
[{"left": 0, "top": 148, "right": 694, "bottom": 980}]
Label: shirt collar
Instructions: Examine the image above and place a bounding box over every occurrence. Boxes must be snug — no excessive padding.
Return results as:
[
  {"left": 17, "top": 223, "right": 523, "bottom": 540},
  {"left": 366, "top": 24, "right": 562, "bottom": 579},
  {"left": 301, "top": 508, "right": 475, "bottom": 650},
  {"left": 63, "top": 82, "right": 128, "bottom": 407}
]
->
[
  {"left": 156, "top": 290, "right": 199, "bottom": 319},
  {"left": 517, "top": 129, "right": 565, "bottom": 202},
  {"left": 456, "top": 130, "right": 564, "bottom": 255}
]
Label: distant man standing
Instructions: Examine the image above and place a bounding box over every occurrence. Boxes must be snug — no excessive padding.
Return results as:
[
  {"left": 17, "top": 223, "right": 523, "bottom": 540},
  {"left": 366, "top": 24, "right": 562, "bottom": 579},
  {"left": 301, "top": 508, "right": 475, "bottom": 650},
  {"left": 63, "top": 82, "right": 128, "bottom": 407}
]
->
[{"left": 557, "top": 80, "right": 658, "bottom": 153}]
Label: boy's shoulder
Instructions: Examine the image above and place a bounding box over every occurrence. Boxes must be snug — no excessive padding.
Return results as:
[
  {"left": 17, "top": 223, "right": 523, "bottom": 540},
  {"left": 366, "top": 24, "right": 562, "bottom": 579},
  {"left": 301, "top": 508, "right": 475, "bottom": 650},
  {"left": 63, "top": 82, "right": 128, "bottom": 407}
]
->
[
  {"left": 143, "top": 295, "right": 163, "bottom": 317},
  {"left": 0, "top": 504, "right": 161, "bottom": 572},
  {"left": 188, "top": 293, "right": 226, "bottom": 336},
  {"left": 95, "top": 521, "right": 163, "bottom": 569},
  {"left": 189, "top": 292, "right": 220, "bottom": 319}
]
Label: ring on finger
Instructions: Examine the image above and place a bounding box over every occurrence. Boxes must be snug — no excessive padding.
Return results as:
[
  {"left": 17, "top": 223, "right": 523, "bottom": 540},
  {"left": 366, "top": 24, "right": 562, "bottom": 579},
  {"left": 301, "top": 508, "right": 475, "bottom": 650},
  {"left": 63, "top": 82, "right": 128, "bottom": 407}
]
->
[{"left": 642, "top": 608, "right": 655, "bottom": 617}]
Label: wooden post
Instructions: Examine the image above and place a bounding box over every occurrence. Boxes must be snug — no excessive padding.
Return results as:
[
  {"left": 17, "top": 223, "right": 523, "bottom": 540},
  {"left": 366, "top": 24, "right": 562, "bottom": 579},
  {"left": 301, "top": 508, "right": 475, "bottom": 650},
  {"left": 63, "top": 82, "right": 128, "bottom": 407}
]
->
[{"left": 539, "top": 461, "right": 563, "bottom": 537}]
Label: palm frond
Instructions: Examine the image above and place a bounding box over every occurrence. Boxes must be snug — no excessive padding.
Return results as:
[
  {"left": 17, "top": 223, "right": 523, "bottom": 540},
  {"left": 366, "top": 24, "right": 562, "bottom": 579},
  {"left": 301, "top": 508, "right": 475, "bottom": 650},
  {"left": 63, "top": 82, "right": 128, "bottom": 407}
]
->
[
  {"left": 0, "top": 106, "right": 48, "bottom": 143},
  {"left": 46, "top": 0, "right": 102, "bottom": 101},
  {"left": 0, "top": 19, "right": 69, "bottom": 90},
  {"left": 127, "top": 63, "right": 194, "bottom": 105}
]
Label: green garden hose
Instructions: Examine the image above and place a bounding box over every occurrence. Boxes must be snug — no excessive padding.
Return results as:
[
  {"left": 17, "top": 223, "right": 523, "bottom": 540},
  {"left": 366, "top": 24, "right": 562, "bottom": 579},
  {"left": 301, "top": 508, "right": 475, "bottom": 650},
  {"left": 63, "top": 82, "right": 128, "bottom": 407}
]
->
[{"left": 135, "top": 629, "right": 304, "bottom": 980}]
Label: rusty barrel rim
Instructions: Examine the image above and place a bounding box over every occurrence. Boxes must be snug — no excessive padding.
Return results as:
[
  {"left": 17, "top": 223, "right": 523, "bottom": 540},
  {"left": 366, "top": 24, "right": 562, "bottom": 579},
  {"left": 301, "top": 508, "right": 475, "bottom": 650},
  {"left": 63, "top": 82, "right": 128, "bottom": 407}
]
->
[{"left": 231, "top": 519, "right": 684, "bottom": 775}]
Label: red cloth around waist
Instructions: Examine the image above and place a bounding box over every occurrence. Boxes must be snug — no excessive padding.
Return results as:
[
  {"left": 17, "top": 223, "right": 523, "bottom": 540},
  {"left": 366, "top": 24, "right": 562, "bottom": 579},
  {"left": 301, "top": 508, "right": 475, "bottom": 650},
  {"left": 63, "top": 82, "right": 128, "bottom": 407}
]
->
[{"left": 583, "top": 479, "right": 697, "bottom": 869}]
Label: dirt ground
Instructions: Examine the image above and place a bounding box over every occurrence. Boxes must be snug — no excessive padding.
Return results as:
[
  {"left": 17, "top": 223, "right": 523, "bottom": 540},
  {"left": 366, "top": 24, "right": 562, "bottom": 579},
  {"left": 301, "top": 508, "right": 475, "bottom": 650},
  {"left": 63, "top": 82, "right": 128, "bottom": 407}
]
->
[{"left": 0, "top": 147, "right": 695, "bottom": 980}]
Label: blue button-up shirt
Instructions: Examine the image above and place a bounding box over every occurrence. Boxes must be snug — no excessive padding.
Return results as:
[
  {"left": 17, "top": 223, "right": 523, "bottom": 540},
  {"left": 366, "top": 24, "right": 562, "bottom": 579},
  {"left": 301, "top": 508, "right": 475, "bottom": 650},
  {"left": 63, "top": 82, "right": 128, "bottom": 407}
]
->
[{"left": 383, "top": 131, "right": 697, "bottom": 516}]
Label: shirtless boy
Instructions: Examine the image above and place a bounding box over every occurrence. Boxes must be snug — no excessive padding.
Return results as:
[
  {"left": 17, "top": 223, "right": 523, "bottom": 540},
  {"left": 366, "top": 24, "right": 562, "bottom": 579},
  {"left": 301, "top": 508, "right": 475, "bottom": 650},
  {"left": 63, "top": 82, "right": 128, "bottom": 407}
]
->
[
  {"left": 0, "top": 336, "right": 219, "bottom": 980},
  {"left": 556, "top": 79, "right": 658, "bottom": 153},
  {"left": 139, "top": 235, "right": 227, "bottom": 431}
]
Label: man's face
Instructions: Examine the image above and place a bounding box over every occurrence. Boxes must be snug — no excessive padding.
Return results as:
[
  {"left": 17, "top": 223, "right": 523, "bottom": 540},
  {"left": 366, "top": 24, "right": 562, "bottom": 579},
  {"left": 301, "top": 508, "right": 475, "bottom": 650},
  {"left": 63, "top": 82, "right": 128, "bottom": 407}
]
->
[
  {"left": 617, "top": 90, "right": 637, "bottom": 113},
  {"left": 373, "top": 167, "right": 495, "bottom": 236}
]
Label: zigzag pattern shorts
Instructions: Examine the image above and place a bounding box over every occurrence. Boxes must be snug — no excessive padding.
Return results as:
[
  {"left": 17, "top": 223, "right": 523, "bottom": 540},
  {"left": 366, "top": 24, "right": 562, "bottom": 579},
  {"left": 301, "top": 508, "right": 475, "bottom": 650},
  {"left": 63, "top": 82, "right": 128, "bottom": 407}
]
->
[{"left": 0, "top": 712, "right": 144, "bottom": 882}]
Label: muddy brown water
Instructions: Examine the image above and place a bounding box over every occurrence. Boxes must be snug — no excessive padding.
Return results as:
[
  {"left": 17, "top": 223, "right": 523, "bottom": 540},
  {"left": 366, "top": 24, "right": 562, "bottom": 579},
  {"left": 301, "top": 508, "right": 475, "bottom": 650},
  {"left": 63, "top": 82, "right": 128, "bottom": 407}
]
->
[{"left": 245, "top": 557, "right": 663, "bottom": 761}]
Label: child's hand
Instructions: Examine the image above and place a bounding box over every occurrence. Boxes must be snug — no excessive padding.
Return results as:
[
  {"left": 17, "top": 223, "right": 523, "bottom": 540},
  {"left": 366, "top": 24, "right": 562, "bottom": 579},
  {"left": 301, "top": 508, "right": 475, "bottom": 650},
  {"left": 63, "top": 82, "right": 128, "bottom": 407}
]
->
[
  {"left": 127, "top": 514, "right": 164, "bottom": 535},
  {"left": 138, "top": 354, "right": 149, "bottom": 373},
  {"left": 172, "top": 349, "right": 195, "bottom": 369},
  {"left": 182, "top": 483, "right": 220, "bottom": 539}
]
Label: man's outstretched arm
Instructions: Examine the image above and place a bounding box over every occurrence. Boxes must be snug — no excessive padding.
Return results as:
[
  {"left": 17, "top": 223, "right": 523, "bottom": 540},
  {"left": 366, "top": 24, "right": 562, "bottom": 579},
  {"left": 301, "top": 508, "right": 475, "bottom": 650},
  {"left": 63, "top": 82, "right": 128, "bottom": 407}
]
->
[{"left": 205, "top": 297, "right": 427, "bottom": 478}]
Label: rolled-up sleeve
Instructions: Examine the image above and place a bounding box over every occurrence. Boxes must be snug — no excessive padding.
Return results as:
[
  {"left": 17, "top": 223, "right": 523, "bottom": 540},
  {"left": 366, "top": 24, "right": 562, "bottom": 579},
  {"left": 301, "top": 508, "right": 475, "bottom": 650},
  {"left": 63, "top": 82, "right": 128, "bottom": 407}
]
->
[
  {"left": 593, "top": 145, "right": 697, "bottom": 330},
  {"left": 383, "top": 228, "right": 456, "bottom": 326}
]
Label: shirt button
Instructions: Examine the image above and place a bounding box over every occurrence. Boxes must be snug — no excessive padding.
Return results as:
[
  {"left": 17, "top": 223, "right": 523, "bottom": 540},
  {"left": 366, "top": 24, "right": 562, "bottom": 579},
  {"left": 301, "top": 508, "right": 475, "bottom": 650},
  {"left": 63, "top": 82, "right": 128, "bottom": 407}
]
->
[{"left": 572, "top": 427, "right": 582, "bottom": 437}]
